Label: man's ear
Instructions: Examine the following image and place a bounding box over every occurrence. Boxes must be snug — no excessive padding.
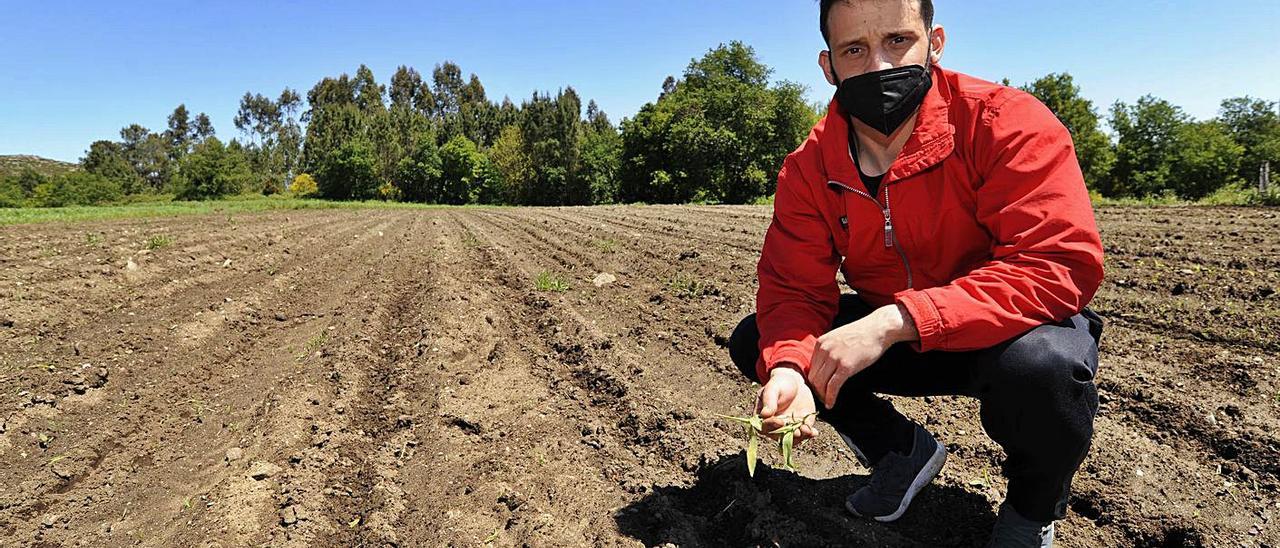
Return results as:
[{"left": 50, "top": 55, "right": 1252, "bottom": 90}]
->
[
  {"left": 819, "top": 50, "right": 838, "bottom": 86},
  {"left": 928, "top": 25, "right": 947, "bottom": 64}
]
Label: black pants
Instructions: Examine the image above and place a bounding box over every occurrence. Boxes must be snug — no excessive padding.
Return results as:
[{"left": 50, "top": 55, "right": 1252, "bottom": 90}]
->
[{"left": 728, "top": 294, "right": 1103, "bottom": 523}]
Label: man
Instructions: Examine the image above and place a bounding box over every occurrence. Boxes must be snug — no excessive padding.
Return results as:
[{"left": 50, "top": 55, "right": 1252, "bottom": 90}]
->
[{"left": 726, "top": 1, "right": 1105, "bottom": 546}]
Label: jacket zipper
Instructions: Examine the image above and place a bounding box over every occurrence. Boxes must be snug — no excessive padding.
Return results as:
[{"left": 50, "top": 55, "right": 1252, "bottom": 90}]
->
[{"left": 828, "top": 180, "right": 915, "bottom": 290}]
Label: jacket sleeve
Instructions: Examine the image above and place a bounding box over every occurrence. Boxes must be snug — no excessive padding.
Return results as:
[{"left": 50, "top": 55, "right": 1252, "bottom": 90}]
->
[
  {"left": 755, "top": 156, "right": 842, "bottom": 379},
  {"left": 892, "top": 91, "right": 1104, "bottom": 352}
]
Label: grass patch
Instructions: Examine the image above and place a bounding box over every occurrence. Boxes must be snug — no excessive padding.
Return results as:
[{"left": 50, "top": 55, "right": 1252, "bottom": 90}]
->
[
  {"left": 534, "top": 271, "right": 570, "bottom": 292},
  {"left": 461, "top": 230, "right": 482, "bottom": 248},
  {"left": 668, "top": 272, "right": 717, "bottom": 299},
  {"left": 299, "top": 331, "right": 330, "bottom": 360},
  {"left": 146, "top": 234, "right": 174, "bottom": 250},
  {"left": 0, "top": 194, "right": 495, "bottom": 227},
  {"left": 1089, "top": 185, "right": 1280, "bottom": 207},
  {"left": 591, "top": 238, "right": 618, "bottom": 253}
]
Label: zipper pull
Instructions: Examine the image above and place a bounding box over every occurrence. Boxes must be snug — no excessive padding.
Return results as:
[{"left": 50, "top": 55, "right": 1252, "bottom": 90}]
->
[{"left": 883, "top": 210, "right": 894, "bottom": 248}]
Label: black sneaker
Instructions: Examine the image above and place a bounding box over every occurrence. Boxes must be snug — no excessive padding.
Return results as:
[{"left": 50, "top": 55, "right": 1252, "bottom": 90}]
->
[
  {"left": 986, "top": 503, "right": 1055, "bottom": 547},
  {"left": 843, "top": 424, "right": 946, "bottom": 522}
]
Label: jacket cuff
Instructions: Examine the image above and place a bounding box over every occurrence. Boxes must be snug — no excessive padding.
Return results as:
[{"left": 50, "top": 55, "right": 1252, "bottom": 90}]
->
[
  {"left": 757, "top": 335, "right": 818, "bottom": 380},
  {"left": 893, "top": 289, "right": 945, "bottom": 352}
]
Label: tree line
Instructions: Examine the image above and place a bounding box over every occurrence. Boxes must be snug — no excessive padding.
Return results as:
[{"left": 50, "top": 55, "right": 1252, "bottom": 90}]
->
[
  {"left": 1016, "top": 73, "right": 1279, "bottom": 202},
  {"left": 2, "top": 42, "right": 1277, "bottom": 208}
]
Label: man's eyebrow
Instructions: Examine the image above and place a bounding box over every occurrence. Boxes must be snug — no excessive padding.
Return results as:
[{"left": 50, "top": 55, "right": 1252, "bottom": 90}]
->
[
  {"left": 832, "top": 37, "right": 870, "bottom": 49},
  {"left": 884, "top": 28, "right": 921, "bottom": 39}
]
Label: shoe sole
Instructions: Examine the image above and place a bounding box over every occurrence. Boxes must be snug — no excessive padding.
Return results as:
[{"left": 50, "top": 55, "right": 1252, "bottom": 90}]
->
[{"left": 845, "top": 441, "right": 947, "bottom": 523}]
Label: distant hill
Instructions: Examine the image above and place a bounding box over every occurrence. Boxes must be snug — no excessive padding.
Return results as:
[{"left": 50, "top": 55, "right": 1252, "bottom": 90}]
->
[{"left": 0, "top": 155, "right": 79, "bottom": 179}]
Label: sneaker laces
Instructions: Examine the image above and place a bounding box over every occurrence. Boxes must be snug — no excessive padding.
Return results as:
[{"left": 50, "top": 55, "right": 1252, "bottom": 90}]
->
[{"left": 866, "top": 450, "right": 915, "bottom": 498}]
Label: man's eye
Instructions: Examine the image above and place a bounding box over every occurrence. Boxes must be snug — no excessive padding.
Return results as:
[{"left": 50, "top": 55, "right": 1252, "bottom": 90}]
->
[
  {"left": 846, "top": 47, "right": 862, "bottom": 55},
  {"left": 891, "top": 37, "right": 908, "bottom": 45}
]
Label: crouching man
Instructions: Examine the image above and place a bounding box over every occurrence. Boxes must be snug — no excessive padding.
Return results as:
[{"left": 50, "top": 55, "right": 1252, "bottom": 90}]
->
[{"left": 727, "top": 1, "right": 1105, "bottom": 546}]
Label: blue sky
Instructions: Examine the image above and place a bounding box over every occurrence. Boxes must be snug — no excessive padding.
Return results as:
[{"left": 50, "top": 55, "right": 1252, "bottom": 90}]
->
[{"left": 2, "top": 0, "right": 1277, "bottom": 162}]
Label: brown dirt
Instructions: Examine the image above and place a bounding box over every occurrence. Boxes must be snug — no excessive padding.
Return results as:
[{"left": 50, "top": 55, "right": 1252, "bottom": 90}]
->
[{"left": 0, "top": 205, "right": 1276, "bottom": 547}]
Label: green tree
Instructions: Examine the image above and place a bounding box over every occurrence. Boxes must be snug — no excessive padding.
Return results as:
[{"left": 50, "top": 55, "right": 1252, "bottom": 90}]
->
[
  {"left": 119, "top": 124, "right": 170, "bottom": 191},
  {"left": 390, "top": 65, "right": 436, "bottom": 115},
  {"left": 1108, "top": 96, "right": 1188, "bottom": 197},
  {"left": 519, "top": 88, "right": 587, "bottom": 205},
  {"left": 394, "top": 133, "right": 443, "bottom": 203},
  {"left": 1168, "top": 120, "right": 1244, "bottom": 199},
  {"left": 438, "top": 135, "right": 482, "bottom": 205},
  {"left": 29, "top": 172, "right": 124, "bottom": 207},
  {"left": 580, "top": 101, "right": 623, "bottom": 204},
  {"left": 173, "top": 137, "right": 254, "bottom": 200},
  {"left": 488, "top": 124, "right": 532, "bottom": 205},
  {"left": 1218, "top": 97, "right": 1280, "bottom": 184},
  {"left": 1020, "top": 73, "right": 1115, "bottom": 191},
  {"left": 12, "top": 168, "right": 48, "bottom": 195},
  {"left": 166, "top": 104, "right": 193, "bottom": 160},
  {"left": 81, "top": 140, "right": 145, "bottom": 193},
  {"left": 316, "top": 139, "right": 381, "bottom": 200},
  {"left": 0, "top": 176, "right": 24, "bottom": 208},
  {"left": 1110, "top": 96, "right": 1244, "bottom": 199},
  {"left": 620, "top": 41, "right": 816, "bottom": 204},
  {"left": 193, "top": 113, "right": 215, "bottom": 142}
]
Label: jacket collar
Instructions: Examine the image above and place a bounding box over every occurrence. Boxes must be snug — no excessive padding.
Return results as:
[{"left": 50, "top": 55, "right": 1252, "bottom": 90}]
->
[{"left": 820, "top": 64, "right": 956, "bottom": 188}]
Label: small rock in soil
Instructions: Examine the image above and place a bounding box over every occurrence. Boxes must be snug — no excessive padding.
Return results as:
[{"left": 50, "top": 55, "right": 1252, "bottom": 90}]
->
[
  {"left": 225, "top": 447, "right": 244, "bottom": 462},
  {"left": 592, "top": 272, "right": 617, "bottom": 288},
  {"left": 279, "top": 506, "right": 298, "bottom": 526},
  {"left": 247, "top": 461, "right": 282, "bottom": 480}
]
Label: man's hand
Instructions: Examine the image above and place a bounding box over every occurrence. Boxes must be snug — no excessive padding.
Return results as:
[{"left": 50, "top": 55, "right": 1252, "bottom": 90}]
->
[
  {"left": 756, "top": 367, "right": 818, "bottom": 445},
  {"left": 808, "top": 303, "right": 919, "bottom": 409}
]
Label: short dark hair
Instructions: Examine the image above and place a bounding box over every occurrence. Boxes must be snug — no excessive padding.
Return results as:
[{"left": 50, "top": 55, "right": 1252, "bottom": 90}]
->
[{"left": 820, "top": 0, "right": 935, "bottom": 45}]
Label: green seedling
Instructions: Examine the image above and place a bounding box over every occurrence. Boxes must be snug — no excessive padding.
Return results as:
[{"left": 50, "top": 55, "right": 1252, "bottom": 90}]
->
[
  {"left": 715, "top": 412, "right": 816, "bottom": 476},
  {"left": 146, "top": 234, "right": 174, "bottom": 250},
  {"left": 592, "top": 238, "right": 617, "bottom": 253},
  {"left": 668, "top": 273, "right": 708, "bottom": 299},
  {"left": 534, "top": 271, "right": 570, "bottom": 292}
]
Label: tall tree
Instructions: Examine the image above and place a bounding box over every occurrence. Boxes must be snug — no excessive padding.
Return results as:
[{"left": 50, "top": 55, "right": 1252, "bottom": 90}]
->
[
  {"left": 620, "top": 41, "right": 816, "bottom": 204},
  {"left": 1218, "top": 97, "right": 1280, "bottom": 184},
  {"left": 119, "top": 124, "right": 170, "bottom": 191},
  {"left": 1110, "top": 95, "right": 1243, "bottom": 199},
  {"left": 166, "top": 104, "right": 193, "bottom": 159},
  {"left": 82, "top": 140, "right": 145, "bottom": 193}
]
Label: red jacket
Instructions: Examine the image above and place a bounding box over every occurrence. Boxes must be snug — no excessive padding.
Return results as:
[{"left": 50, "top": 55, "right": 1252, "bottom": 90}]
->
[{"left": 755, "top": 65, "right": 1104, "bottom": 381}]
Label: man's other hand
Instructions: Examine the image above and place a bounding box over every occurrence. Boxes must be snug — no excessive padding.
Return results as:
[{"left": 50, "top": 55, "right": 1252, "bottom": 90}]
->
[{"left": 808, "top": 303, "right": 919, "bottom": 409}]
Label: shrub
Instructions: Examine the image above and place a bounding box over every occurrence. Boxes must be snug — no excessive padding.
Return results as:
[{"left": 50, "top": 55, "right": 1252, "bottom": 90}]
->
[{"left": 290, "top": 173, "right": 318, "bottom": 197}]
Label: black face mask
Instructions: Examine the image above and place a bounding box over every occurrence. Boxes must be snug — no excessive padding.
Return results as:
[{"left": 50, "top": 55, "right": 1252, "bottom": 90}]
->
[{"left": 831, "top": 45, "right": 934, "bottom": 136}]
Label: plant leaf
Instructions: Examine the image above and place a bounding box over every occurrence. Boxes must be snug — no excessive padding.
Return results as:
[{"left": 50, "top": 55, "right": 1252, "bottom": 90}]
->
[
  {"left": 746, "top": 425, "right": 759, "bottom": 477},
  {"left": 782, "top": 430, "right": 795, "bottom": 470}
]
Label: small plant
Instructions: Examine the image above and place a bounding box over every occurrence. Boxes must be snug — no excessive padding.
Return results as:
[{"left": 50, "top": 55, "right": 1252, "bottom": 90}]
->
[
  {"left": 668, "top": 273, "right": 715, "bottom": 299},
  {"left": 299, "top": 332, "right": 329, "bottom": 360},
  {"left": 592, "top": 238, "right": 617, "bottom": 253},
  {"left": 716, "top": 412, "right": 816, "bottom": 477},
  {"left": 146, "top": 234, "right": 174, "bottom": 250},
  {"left": 189, "top": 399, "right": 209, "bottom": 423},
  {"left": 461, "top": 230, "right": 482, "bottom": 248},
  {"left": 84, "top": 233, "right": 102, "bottom": 246},
  {"left": 534, "top": 271, "right": 570, "bottom": 292}
]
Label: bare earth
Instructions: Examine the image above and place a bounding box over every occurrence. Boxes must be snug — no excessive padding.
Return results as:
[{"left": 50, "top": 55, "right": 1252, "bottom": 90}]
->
[{"left": 0, "top": 205, "right": 1277, "bottom": 547}]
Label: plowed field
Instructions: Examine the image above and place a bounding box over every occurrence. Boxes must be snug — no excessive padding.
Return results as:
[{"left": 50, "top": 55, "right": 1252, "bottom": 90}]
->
[{"left": 1, "top": 205, "right": 1277, "bottom": 547}]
